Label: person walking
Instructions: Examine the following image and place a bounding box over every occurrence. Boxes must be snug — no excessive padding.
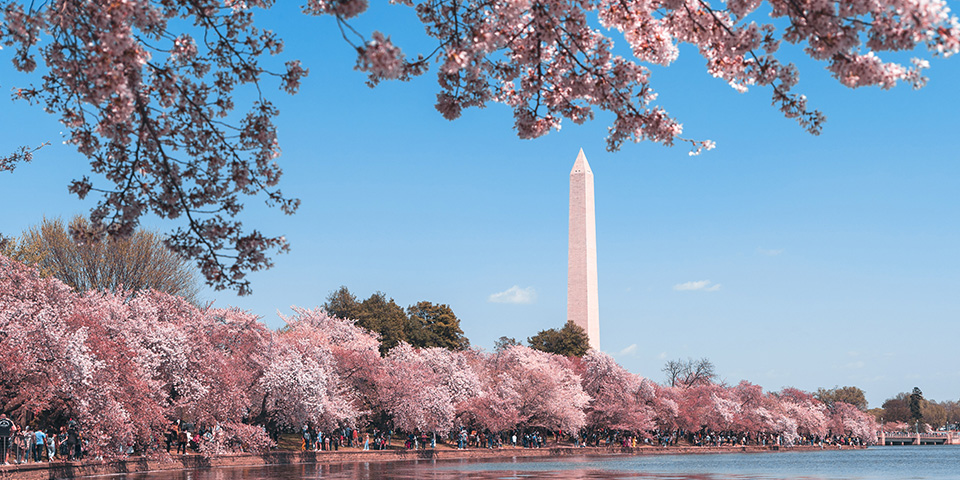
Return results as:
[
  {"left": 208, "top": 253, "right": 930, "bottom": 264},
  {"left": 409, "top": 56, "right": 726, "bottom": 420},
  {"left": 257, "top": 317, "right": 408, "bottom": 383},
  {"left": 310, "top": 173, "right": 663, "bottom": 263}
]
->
[
  {"left": 57, "top": 426, "right": 68, "bottom": 458},
  {"left": 301, "top": 425, "right": 311, "bottom": 451},
  {"left": 46, "top": 428, "right": 56, "bottom": 461},
  {"left": 0, "top": 414, "right": 12, "bottom": 465},
  {"left": 10, "top": 425, "right": 27, "bottom": 465},
  {"left": 66, "top": 420, "right": 80, "bottom": 460},
  {"left": 34, "top": 428, "right": 47, "bottom": 462},
  {"left": 164, "top": 421, "right": 178, "bottom": 453},
  {"left": 12, "top": 425, "right": 26, "bottom": 465},
  {"left": 176, "top": 428, "right": 188, "bottom": 454},
  {"left": 23, "top": 426, "right": 34, "bottom": 463}
]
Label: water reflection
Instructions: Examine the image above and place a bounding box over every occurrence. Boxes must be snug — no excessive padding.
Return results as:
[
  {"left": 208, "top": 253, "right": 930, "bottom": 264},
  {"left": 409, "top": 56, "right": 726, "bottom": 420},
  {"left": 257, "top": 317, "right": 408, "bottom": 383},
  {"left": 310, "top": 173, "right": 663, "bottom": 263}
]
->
[{"left": 108, "top": 447, "right": 960, "bottom": 480}]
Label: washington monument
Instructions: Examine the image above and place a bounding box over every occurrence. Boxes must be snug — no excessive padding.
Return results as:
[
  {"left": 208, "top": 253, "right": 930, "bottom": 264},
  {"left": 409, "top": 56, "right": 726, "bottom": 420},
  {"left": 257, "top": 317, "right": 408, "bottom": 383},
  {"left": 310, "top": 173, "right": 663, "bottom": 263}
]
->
[{"left": 567, "top": 149, "right": 600, "bottom": 350}]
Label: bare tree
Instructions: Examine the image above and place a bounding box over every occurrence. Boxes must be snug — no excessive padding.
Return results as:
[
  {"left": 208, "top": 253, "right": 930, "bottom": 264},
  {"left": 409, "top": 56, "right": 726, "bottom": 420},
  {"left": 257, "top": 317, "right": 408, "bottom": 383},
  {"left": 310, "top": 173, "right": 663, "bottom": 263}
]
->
[
  {"left": 12, "top": 216, "right": 200, "bottom": 304},
  {"left": 662, "top": 358, "right": 717, "bottom": 388}
]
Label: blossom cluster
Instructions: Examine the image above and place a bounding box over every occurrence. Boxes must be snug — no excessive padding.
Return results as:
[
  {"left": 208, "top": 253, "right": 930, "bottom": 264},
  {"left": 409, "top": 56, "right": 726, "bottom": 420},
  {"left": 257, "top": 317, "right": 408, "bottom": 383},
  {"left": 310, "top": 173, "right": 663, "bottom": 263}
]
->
[
  {"left": 308, "top": 0, "right": 959, "bottom": 151},
  {"left": 1, "top": 0, "right": 956, "bottom": 297},
  {"left": 0, "top": 255, "right": 876, "bottom": 457}
]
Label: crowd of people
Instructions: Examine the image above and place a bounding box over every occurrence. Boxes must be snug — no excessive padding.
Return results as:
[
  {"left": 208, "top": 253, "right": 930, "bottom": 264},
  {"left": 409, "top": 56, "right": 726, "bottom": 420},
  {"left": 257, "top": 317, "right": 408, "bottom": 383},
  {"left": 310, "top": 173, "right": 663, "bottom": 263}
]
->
[
  {"left": 0, "top": 258, "right": 882, "bottom": 460},
  {"left": 0, "top": 413, "right": 84, "bottom": 465},
  {"left": 298, "top": 425, "right": 392, "bottom": 451},
  {"left": 0, "top": 408, "right": 880, "bottom": 467}
]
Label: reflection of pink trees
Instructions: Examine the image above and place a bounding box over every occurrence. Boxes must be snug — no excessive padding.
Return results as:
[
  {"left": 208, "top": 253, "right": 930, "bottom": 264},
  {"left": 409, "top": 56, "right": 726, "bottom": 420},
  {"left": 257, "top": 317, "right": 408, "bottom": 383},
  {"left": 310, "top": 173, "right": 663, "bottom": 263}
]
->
[{"left": 1, "top": 256, "right": 880, "bottom": 456}]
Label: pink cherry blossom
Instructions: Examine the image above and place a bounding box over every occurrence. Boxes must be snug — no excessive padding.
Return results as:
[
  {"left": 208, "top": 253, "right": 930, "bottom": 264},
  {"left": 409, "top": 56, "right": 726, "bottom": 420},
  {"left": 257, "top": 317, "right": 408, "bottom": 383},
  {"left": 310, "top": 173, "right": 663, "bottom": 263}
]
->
[{"left": 3, "top": 0, "right": 955, "bottom": 292}]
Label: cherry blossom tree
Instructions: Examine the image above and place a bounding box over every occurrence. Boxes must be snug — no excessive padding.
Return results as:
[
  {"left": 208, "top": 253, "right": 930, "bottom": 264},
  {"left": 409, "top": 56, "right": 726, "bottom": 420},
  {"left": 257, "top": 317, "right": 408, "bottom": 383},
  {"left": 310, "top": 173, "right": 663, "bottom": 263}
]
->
[
  {"left": 579, "top": 351, "right": 655, "bottom": 432},
  {"left": 3, "top": 0, "right": 956, "bottom": 294},
  {"left": 1, "top": 256, "right": 186, "bottom": 454},
  {"left": 772, "top": 387, "right": 829, "bottom": 443},
  {"left": 260, "top": 307, "right": 380, "bottom": 431},
  {"left": 466, "top": 345, "right": 589, "bottom": 433},
  {"left": 0, "top": 255, "right": 279, "bottom": 455},
  {"left": 678, "top": 383, "right": 739, "bottom": 431},
  {"left": 0, "top": 255, "right": 86, "bottom": 422},
  {"left": 201, "top": 421, "right": 274, "bottom": 455},
  {"left": 187, "top": 307, "right": 273, "bottom": 427},
  {"left": 882, "top": 420, "right": 909, "bottom": 432},
  {"left": 0, "top": 0, "right": 305, "bottom": 295},
  {"left": 376, "top": 343, "right": 481, "bottom": 433},
  {"left": 725, "top": 381, "right": 767, "bottom": 434},
  {"left": 324, "top": 0, "right": 959, "bottom": 151},
  {"left": 647, "top": 384, "right": 681, "bottom": 433},
  {"left": 0, "top": 255, "right": 886, "bottom": 454},
  {"left": 828, "top": 401, "right": 878, "bottom": 439}
]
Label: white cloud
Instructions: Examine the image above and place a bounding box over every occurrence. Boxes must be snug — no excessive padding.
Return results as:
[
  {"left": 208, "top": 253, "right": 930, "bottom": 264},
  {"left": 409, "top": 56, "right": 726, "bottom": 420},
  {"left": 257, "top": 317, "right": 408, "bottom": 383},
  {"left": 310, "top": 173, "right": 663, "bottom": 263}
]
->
[
  {"left": 657, "top": 352, "right": 668, "bottom": 360},
  {"left": 488, "top": 285, "right": 536, "bottom": 304},
  {"left": 758, "top": 248, "right": 784, "bottom": 256},
  {"left": 674, "top": 280, "right": 710, "bottom": 291},
  {"left": 618, "top": 344, "right": 638, "bottom": 356},
  {"left": 673, "top": 280, "right": 721, "bottom": 292}
]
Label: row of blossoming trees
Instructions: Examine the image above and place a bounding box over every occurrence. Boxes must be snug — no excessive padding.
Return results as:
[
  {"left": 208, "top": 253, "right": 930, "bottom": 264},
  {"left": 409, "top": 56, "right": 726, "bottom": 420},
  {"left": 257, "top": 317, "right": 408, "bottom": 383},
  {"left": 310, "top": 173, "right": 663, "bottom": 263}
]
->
[{"left": 0, "top": 255, "right": 876, "bottom": 457}]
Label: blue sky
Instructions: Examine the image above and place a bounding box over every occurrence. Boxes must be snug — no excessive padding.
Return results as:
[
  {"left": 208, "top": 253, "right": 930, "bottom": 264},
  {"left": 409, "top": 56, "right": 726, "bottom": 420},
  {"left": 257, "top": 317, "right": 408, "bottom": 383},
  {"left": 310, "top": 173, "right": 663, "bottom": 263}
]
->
[{"left": 1, "top": 3, "right": 958, "bottom": 409}]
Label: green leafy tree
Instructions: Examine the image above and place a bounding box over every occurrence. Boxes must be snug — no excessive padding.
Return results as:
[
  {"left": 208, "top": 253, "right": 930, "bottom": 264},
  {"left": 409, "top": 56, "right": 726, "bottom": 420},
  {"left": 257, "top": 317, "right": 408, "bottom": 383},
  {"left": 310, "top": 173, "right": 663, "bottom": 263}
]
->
[
  {"left": 358, "top": 292, "right": 409, "bottom": 356},
  {"left": 323, "top": 287, "right": 407, "bottom": 355},
  {"left": 323, "top": 287, "right": 471, "bottom": 355},
  {"left": 405, "top": 301, "right": 470, "bottom": 351},
  {"left": 815, "top": 386, "right": 868, "bottom": 411},
  {"left": 323, "top": 285, "right": 362, "bottom": 322},
  {"left": 527, "top": 321, "right": 590, "bottom": 357},
  {"left": 910, "top": 387, "right": 925, "bottom": 423}
]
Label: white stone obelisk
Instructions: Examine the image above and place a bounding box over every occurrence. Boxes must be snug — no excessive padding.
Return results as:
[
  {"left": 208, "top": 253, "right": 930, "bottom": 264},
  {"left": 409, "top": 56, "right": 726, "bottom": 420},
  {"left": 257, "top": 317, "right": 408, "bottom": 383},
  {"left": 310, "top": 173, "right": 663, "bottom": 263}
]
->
[{"left": 567, "top": 149, "right": 600, "bottom": 351}]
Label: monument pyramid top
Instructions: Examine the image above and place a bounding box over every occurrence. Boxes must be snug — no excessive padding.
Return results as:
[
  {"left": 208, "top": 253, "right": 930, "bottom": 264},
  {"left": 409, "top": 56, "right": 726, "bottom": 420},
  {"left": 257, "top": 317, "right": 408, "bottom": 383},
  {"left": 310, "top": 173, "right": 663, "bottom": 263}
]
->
[{"left": 571, "top": 148, "right": 592, "bottom": 175}]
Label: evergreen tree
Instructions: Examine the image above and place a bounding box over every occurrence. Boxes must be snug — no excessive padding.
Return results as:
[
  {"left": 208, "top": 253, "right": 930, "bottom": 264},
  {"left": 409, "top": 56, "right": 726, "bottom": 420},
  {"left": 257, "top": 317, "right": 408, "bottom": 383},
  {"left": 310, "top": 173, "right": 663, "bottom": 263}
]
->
[
  {"left": 527, "top": 321, "right": 590, "bottom": 357},
  {"left": 358, "top": 292, "right": 409, "bottom": 356},
  {"left": 323, "top": 285, "right": 362, "bottom": 321},
  {"left": 405, "top": 301, "right": 470, "bottom": 351},
  {"left": 909, "top": 387, "right": 925, "bottom": 423}
]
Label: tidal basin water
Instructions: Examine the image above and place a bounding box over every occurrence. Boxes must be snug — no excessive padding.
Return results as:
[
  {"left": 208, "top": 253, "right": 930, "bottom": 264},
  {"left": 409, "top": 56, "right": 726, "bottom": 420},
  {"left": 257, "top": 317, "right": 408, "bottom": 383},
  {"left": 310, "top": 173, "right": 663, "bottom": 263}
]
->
[{"left": 108, "top": 446, "right": 959, "bottom": 480}]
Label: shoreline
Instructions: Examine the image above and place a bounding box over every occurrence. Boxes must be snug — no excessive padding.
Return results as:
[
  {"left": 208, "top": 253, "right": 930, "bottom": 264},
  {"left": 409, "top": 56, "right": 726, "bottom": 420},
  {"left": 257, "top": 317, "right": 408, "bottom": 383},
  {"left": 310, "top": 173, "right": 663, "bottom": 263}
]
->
[{"left": 0, "top": 444, "right": 862, "bottom": 479}]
